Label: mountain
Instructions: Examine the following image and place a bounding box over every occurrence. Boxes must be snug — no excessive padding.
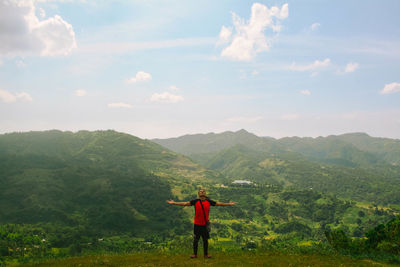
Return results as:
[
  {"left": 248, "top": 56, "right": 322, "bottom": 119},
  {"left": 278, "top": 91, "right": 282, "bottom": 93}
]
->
[
  {"left": 153, "top": 130, "right": 400, "bottom": 168},
  {"left": 153, "top": 129, "right": 285, "bottom": 167},
  {"left": 153, "top": 129, "right": 281, "bottom": 155},
  {"left": 277, "top": 135, "right": 384, "bottom": 167},
  {"left": 328, "top": 133, "right": 400, "bottom": 166},
  {"left": 153, "top": 130, "right": 400, "bottom": 205},
  {"left": 0, "top": 130, "right": 221, "bottom": 236}
]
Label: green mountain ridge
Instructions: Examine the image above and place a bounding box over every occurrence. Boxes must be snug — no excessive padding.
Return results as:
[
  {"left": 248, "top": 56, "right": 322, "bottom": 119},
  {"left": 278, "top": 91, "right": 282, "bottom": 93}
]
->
[
  {"left": 0, "top": 130, "right": 222, "bottom": 236},
  {"left": 152, "top": 129, "right": 278, "bottom": 155},
  {"left": 153, "top": 130, "right": 400, "bottom": 167},
  {"left": 277, "top": 135, "right": 384, "bottom": 167},
  {"left": 153, "top": 130, "right": 400, "bottom": 205},
  {"left": 326, "top": 133, "right": 400, "bottom": 165}
]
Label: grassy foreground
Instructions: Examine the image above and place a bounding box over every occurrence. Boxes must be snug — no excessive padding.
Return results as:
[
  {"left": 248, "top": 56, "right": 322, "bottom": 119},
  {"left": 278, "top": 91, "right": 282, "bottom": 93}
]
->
[{"left": 18, "top": 252, "right": 395, "bottom": 267}]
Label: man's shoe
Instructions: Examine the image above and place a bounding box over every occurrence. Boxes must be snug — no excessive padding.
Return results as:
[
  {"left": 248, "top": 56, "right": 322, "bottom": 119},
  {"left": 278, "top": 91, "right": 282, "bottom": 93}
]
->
[
  {"left": 190, "top": 254, "right": 197, "bottom": 258},
  {"left": 204, "top": 255, "right": 212, "bottom": 259}
]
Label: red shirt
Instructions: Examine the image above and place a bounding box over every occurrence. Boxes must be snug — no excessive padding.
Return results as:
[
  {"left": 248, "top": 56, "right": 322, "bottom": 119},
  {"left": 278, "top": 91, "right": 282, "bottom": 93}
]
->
[{"left": 190, "top": 199, "right": 216, "bottom": 225}]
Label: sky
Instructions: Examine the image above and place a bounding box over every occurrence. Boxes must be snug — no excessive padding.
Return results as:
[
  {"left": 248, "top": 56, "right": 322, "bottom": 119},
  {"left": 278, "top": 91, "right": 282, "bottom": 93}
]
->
[{"left": 0, "top": 0, "right": 399, "bottom": 139}]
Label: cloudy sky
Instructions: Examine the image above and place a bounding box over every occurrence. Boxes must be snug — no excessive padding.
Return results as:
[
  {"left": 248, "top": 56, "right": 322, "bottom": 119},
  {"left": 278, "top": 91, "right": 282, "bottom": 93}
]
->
[{"left": 0, "top": 0, "right": 399, "bottom": 139}]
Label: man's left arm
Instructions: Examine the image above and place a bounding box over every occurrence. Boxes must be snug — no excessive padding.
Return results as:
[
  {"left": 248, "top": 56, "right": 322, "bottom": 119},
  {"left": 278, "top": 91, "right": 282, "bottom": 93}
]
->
[{"left": 215, "top": 201, "right": 236, "bottom": 206}]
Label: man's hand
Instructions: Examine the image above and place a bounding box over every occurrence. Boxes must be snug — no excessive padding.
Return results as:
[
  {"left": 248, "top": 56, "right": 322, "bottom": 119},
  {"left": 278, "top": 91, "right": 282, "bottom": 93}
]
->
[
  {"left": 166, "top": 200, "right": 190, "bottom": 206},
  {"left": 216, "top": 201, "right": 237, "bottom": 206}
]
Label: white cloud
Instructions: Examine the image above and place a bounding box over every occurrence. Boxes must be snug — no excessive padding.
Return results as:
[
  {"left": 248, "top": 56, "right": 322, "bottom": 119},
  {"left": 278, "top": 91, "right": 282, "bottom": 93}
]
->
[
  {"left": 217, "top": 26, "right": 232, "bottom": 45},
  {"left": 0, "top": 0, "right": 76, "bottom": 58},
  {"left": 0, "top": 89, "right": 32, "bottom": 103},
  {"left": 126, "top": 71, "right": 152, "bottom": 84},
  {"left": 289, "top": 58, "right": 331, "bottom": 71},
  {"left": 15, "top": 92, "right": 33, "bottom": 102},
  {"left": 344, "top": 62, "right": 359, "bottom": 73},
  {"left": 150, "top": 92, "right": 184, "bottom": 103},
  {"left": 0, "top": 89, "right": 16, "bottom": 103},
  {"left": 39, "top": 7, "right": 46, "bottom": 18},
  {"left": 108, "top": 102, "right": 132, "bottom": 108},
  {"left": 239, "top": 69, "right": 259, "bottom": 79},
  {"left": 75, "top": 89, "right": 87, "bottom": 96},
  {"left": 300, "top": 90, "right": 311, "bottom": 95},
  {"left": 218, "top": 3, "right": 289, "bottom": 61},
  {"left": 311, "top": 23, "right": 320, "bottom": 31},
  {"left": 380, "top": 82, "right": 400, "bottom": 94},
  {"left": 280, "top": 113, "right": 299, "bottom": 120}
]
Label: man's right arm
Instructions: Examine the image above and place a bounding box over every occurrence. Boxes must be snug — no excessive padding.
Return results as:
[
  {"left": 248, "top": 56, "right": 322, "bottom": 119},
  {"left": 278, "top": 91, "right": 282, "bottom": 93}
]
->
[{"left": 166, "top": 200, "right": 191, "bottom": 206}]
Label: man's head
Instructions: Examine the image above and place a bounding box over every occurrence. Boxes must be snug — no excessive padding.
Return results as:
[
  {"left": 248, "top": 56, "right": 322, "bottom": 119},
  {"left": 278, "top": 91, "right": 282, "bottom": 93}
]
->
[{"left": 198, "top": 189, "right": 207, "bottom": 198}]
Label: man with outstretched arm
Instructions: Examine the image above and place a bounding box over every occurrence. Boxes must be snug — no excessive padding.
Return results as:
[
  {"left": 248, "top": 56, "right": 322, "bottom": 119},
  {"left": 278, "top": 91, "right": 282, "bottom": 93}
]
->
[{"left": 166, "top": 189, "right": 236, "bottom": 259}]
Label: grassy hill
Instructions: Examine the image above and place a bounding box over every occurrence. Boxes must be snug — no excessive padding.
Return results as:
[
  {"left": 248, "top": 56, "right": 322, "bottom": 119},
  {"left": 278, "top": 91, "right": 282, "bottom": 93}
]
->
[{"left": 0, "top": 130, "right": 223, "bottom": 236}]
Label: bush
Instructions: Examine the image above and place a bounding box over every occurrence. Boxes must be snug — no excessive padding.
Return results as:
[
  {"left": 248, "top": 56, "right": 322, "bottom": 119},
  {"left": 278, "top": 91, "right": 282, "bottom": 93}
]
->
[
  {"left": 325, "top": 215, "right": 400, "bottom": 263},
  {"left": 275, "top": 221, "right": 311, "bottom": 237},
  {"left": 324, "top": 229, "right": 351, "bottom": 252},
  {"left": 365, "top": 215, "right": 400, "bottom": 254}
]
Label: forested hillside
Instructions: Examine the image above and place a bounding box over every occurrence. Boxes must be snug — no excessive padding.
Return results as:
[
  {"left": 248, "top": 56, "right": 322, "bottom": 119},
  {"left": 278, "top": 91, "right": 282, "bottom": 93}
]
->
[
  {"left": 152, "top": 129, "right": 280, "bottom": 156},
  {"left": 0, "top": 130, "right": 222, "bottom": 236},
  {"left": 153, "top": 130, "right": 400, "bottom": 167},
  {"left": 328, "top": 133, "right": 400, "bottom": 165},
  {"left": 153, "top": 130, "right": 400, "bottom": 205}
]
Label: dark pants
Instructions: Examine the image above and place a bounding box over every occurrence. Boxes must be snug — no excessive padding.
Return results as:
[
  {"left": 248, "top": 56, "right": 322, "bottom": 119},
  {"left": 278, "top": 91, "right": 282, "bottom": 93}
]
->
[{"left": 193, "top": 224, "right": 209, "bottom": 255}]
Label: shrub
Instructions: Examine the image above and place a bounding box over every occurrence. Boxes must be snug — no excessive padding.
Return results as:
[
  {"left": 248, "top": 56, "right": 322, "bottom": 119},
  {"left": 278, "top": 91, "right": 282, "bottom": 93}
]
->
[
  {"left": 324, "top": 229, "right": 351, "bottom": 252},
  {"left": 275, "top": 221, "right": 311, "bottom": 237}
]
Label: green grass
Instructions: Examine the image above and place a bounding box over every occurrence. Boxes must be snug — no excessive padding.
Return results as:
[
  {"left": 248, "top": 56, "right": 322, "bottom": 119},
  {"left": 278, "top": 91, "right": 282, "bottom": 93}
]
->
[{"left": 18, "top": 251, "right": 396, "bottom": 267}]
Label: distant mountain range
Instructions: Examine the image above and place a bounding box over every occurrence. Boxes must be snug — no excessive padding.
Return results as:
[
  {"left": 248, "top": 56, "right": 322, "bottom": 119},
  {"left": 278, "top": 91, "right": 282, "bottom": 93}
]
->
[
  {"left": 153, "top": 129, "right": 400, "bottom": 167},
  {"left": 153, "top": 129, "right": 400, "bottom": 204}
]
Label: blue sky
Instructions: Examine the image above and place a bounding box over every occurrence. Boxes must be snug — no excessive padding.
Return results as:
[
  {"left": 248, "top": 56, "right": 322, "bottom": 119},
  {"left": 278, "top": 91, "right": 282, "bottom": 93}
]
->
[{"left": 0, "top": 0, "right": 399, "bottom": 139}]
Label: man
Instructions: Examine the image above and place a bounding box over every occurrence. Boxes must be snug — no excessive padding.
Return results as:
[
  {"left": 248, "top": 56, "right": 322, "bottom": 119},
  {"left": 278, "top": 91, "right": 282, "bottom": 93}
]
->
[{"left": 166, "top": 189, "right": 236, "bottom": 259}]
